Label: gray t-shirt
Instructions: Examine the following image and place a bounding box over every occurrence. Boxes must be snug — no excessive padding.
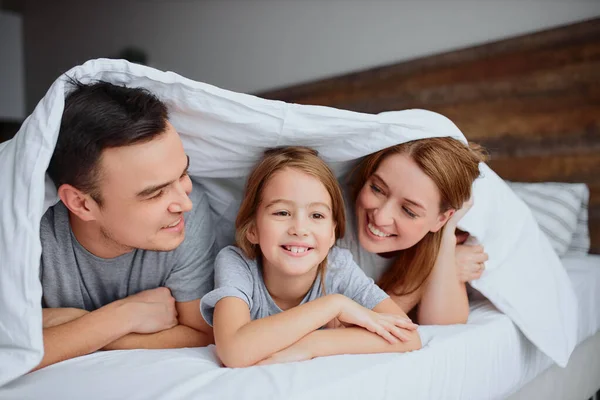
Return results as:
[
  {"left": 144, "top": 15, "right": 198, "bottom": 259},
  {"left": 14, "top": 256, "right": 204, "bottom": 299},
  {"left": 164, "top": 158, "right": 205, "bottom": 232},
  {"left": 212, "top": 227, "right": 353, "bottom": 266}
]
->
[
  {"left": 40, "top": 184, "right": 216, "bottom": 311},
  {"left": 200, "top": 245, "right": 389, "bottom": 326}
]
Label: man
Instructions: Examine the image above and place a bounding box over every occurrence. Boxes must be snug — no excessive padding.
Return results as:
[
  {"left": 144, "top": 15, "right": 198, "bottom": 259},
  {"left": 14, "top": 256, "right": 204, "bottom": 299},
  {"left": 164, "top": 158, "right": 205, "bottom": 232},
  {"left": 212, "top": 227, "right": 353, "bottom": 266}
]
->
[{"left": 36, "top": 80, "right": 215, "bottom": 370}]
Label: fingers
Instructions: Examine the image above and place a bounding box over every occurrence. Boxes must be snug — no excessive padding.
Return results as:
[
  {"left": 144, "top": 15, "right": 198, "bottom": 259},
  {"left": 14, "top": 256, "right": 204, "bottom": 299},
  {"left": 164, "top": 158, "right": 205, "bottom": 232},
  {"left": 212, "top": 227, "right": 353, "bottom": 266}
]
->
[
  {"left": 365, "top": 320, "right": 399, "bottom": 344},
  {"left": 379, "top": 320, "right": 412, "bottom": 342},
  {"left": 379, "top": 315, "right": 418, "bottom": 331}
]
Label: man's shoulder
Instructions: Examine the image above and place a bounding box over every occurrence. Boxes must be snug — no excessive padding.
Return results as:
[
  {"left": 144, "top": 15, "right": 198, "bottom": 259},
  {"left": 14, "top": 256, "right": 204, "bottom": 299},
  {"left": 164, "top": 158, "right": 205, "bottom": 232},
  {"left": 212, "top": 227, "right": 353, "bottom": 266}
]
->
[{"left": 40, "top": 201, "right": 70, "bottom": 245}]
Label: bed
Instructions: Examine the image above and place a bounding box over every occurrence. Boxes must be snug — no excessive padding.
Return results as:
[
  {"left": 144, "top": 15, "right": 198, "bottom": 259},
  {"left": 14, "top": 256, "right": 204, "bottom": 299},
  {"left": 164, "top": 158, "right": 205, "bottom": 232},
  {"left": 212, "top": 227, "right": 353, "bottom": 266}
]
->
[
  {"left": 0, "top": 18, "right": 598, "bottom": 400},
  {"left": 1, "top": 255, "right": 598, "bottom": 400}
]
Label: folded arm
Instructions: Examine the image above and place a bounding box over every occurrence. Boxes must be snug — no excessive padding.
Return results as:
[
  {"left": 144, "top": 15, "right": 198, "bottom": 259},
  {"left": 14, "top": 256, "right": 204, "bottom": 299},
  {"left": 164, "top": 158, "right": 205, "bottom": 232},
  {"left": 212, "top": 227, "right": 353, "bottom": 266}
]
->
[
  {"left": 35, "top": 301, "right": 145, "bottom": 372},
  {"left": 103, "top": 299, "right": 213, "bottom": 350},
  {"left": 35, "top": 288, "right": 212, "bottom": 371},
  {"left": 257, "top": 298, "right": 421, "bottom": 365},
  {"left": 214, "top": 294, "right": 347, "bottom": 368}
]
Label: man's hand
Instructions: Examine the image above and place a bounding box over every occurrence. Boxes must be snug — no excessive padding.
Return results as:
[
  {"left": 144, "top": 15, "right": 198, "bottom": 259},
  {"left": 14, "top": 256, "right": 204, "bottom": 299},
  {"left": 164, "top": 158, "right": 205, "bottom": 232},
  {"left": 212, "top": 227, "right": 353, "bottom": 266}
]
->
[{"left": 119, "top": 287, "right": 179, "bottom": 334}]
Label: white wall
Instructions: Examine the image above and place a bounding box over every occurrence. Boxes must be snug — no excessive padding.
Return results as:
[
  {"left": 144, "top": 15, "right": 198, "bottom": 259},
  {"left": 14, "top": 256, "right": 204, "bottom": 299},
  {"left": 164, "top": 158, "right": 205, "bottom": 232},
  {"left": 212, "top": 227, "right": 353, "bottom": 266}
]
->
[
  {"left": 23, "top": 0, "right": 600, "bottom": 111},
  {"left": 0, "top": 11, "right": 25, "bottom": 120}
]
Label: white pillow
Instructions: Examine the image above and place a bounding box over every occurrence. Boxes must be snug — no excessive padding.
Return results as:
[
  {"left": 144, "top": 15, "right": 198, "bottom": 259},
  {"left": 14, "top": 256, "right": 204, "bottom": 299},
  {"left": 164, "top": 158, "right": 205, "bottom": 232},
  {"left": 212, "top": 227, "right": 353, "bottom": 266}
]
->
[
  {"left": 0, "top": 59, "right": 577, "bottom": 386},
  {"left": 506, "top": 182, "right": 590, "bottom": 256}
]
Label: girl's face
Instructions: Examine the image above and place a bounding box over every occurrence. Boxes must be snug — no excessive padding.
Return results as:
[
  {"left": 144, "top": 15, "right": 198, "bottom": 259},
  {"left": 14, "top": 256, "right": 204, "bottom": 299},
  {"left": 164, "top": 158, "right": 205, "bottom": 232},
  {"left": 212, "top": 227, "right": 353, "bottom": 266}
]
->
[
  {"left": 355, "top": 153, "right": 452, "bottom": 254},
  {"left": 247, "top": 168, "right": 336, "bottom": 278}
]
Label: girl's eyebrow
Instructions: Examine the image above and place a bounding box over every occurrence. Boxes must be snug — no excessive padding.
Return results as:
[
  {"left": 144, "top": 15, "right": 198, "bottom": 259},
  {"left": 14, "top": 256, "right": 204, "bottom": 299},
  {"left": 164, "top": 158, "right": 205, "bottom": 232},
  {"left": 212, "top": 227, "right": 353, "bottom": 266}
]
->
[{"left": 265, "top": 199, "right": 331, "bottom": 211}]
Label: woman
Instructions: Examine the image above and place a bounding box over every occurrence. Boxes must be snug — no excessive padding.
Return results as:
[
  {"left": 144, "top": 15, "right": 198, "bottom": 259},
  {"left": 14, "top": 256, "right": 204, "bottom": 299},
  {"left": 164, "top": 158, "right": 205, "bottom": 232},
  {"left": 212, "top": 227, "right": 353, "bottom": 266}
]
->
[{"left": 338, "top": 137, "right": 489, "bottom": 325}]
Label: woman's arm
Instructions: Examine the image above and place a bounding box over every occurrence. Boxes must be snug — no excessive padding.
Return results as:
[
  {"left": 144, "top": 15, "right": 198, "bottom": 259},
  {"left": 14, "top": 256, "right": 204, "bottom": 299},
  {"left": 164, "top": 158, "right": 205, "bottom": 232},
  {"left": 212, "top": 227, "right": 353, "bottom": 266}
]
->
[
  {"left": 416, "top": 226, "right": 469, "bottom": 325},
  {"left": 213, "top": 294, "right": 412, "bottom": 368}
]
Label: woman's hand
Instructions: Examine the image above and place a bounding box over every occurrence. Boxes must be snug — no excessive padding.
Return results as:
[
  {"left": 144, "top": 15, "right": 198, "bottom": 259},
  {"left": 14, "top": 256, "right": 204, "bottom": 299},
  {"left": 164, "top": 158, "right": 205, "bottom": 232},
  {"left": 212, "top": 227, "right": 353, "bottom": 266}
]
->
[
  {"left": 335, "top": 296, "right": 418, "bottom": 344},
  {"left": 446, "top": 197, "right": 474, "bottom": 231},
  {"left": 455, "top": 244, "right": 488, "bottom": 282}
]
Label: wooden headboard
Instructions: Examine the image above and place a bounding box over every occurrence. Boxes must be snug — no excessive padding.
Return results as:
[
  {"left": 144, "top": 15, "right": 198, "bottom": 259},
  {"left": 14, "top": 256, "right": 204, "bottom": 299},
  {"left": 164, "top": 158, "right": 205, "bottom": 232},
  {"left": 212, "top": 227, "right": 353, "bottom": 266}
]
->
[{"left": 259, "top": 18, "right": 600, "bottom": 254}]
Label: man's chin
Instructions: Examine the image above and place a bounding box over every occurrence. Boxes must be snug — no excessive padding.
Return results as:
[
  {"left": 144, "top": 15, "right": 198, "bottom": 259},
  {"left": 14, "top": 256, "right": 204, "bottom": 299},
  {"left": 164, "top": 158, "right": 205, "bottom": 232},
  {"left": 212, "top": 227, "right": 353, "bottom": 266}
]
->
[{"left": 142, "top": 235, "right": 185, "bottom": 252}]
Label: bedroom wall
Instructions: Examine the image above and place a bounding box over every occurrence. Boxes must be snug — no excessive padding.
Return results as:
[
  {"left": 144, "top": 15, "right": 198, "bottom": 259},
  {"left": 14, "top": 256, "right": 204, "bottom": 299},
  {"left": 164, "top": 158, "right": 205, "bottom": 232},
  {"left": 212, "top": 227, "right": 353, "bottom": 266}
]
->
[{"left": 22, "top": 0, "right": 600, "bottom": 111}]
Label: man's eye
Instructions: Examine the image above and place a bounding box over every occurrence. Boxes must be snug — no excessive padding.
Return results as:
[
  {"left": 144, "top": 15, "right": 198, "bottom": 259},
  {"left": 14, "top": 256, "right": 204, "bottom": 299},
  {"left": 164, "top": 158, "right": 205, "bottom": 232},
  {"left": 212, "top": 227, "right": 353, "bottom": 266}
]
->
[
  {"left": 148, "top": 190, "right": 165, "bottom": 200},
  {"left": 274, "top": 211, "right": 290, "bottom": 217}
]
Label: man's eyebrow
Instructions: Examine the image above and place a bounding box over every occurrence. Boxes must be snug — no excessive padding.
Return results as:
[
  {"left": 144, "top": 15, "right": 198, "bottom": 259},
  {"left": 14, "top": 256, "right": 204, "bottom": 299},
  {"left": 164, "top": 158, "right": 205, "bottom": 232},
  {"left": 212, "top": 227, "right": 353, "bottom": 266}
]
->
[{"left": 136, "top": 155, "right": 190, "bottom": 198}]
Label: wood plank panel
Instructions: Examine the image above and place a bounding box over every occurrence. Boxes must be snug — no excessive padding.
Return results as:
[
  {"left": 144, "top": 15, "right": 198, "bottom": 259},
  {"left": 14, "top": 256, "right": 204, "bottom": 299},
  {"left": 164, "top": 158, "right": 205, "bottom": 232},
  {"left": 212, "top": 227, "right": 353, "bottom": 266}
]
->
[{"left": 259, "top": 18, "right": 600, "bottom": 254}]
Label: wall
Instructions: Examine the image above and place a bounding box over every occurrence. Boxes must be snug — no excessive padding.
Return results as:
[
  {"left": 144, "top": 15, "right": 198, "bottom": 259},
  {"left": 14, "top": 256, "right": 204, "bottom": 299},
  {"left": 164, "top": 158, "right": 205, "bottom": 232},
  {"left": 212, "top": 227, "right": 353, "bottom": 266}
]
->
[
  {"left": 22, "top": 0, "right": 600, "bottom": 111},
  {"left": 0, "top": 11, "right": 25, "bottom": 120}
]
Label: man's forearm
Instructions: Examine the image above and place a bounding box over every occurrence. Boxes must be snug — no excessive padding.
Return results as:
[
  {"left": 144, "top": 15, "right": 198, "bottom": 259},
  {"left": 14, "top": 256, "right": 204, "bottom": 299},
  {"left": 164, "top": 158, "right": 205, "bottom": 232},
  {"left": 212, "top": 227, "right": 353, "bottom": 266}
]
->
[
  {"left": 103, "top": 324, "right": 211, "bottom": 350},
  {"left": 302, "top": 326, "right": 422, "bottom": 358},
  {"left": 34, "top": 303, "right": 132, "bottom": 372}
]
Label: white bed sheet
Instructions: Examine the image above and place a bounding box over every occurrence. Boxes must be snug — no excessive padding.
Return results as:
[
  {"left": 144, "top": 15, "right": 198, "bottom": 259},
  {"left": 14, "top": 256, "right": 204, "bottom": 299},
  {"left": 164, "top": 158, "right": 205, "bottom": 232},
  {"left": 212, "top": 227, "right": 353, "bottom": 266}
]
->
[{"left": 2, "top": 255, "right": 598, "bottom": 400}]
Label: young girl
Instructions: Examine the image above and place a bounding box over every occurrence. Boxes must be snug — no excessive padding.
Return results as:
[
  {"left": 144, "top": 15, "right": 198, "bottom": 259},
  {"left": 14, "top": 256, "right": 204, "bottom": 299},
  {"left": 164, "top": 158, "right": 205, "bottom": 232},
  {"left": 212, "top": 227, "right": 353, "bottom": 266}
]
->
[{"left": 200, "top": 147, "right": 420, "bottom": 368}]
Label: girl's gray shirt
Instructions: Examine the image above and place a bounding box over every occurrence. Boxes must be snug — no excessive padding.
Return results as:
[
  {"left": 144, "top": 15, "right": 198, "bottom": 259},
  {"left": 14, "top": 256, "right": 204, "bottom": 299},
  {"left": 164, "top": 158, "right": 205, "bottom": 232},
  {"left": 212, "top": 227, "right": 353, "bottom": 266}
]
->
[{"left": 200, "top": 245, "right": 388, "bottom": 326}]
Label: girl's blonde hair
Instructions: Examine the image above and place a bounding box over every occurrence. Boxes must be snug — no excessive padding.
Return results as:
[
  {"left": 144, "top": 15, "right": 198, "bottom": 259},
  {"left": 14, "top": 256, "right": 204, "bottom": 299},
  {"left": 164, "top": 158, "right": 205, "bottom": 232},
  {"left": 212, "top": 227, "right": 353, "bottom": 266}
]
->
[
  {"left": 352, "top": 137, "right": 487, "bottom": 296},
  {"left": 236, "top": 146, "right": 346, "bottom": 288}
]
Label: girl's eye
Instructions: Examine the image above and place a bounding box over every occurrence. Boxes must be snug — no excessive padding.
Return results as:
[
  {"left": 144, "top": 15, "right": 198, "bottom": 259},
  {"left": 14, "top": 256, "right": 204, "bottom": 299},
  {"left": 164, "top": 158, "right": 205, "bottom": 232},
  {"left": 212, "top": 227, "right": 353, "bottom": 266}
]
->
[
  {"left": 274, "top": 210, "right": 290, "bottom": 217},
  {"left": 403, "top": 206, "right": 417, "bottom": 219},
  {"left": 370, "top": 184, "right": 383, "bottom": 194},
  {"left": 311, "top": 213, "right": 326, "bottom": 219}
]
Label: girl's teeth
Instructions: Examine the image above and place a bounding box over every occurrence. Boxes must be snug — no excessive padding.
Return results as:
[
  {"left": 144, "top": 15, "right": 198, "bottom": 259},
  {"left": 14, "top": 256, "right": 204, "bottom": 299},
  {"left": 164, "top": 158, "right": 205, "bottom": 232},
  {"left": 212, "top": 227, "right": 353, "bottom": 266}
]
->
[
  {"left": 284, "top": 246, "right": 308, "bottom": 253},
  {"left": 368, "top": 223, "right": 392, "bottom": 237}
]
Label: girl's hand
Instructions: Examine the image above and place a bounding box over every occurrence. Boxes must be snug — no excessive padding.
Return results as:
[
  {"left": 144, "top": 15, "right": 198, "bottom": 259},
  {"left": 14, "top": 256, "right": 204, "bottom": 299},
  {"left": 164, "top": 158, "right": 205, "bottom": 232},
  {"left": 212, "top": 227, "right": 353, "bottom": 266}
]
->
[
  {"left": 456, "top": 244, "right": 488, "bottom": 282},
  {"left": 335, "top": 296, "right": 418, "bottom": 344}
]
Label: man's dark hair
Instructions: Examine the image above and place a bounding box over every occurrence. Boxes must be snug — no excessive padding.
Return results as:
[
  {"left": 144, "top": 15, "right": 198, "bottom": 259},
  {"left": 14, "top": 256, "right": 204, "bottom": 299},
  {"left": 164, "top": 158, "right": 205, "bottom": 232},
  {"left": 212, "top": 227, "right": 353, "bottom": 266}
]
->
[{"left": 48, "top": 79, "right": 169, "bottom": 204}]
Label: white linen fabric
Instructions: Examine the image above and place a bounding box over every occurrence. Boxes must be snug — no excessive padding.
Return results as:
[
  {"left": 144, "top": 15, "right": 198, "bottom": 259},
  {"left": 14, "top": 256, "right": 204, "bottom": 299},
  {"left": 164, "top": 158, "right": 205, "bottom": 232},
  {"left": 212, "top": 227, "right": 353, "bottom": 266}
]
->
[
  {"left": 0, "top": 59, "right": 577, "bottom": 386},
  {"left": 506, "top": 182, "right": 590, "bottom": 256},
  {"left": 2, "top": 255, "right": 597, "bottom": 400}
]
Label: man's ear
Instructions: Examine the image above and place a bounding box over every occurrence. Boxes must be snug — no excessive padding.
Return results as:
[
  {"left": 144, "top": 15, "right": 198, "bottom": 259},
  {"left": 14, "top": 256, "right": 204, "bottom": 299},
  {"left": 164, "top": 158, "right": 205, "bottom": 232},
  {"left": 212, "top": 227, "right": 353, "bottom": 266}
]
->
[
  {"left": 57, "top": 184, "right": 100, "bottom": 222},
  {"left": 246, "top": 222, "right": 259, "bottom": 245},
  {"left": 430, "top": 209, "right": 455, "bottom": 233}
]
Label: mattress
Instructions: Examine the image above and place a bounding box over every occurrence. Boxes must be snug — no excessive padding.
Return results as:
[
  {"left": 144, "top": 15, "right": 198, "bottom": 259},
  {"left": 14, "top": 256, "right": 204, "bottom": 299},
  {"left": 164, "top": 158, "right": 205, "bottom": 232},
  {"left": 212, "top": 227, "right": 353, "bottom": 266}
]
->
[{"left": 2, "top": 255, "right": 598, "bottom": 400}]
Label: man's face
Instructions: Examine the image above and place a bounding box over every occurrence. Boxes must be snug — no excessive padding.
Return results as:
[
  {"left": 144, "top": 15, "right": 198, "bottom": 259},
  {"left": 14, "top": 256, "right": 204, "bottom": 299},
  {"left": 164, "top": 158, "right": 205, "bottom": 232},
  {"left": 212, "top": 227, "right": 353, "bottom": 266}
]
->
[{"left": 93, "top": 122, "right": 193, "bottom": 254}]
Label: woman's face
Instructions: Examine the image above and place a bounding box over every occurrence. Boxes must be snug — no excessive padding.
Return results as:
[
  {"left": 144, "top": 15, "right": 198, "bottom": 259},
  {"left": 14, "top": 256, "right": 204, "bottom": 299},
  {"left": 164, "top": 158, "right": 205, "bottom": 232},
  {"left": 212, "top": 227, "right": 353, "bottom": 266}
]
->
[{"left": 355, "top": 152, "right": 452, "bottom": 254}]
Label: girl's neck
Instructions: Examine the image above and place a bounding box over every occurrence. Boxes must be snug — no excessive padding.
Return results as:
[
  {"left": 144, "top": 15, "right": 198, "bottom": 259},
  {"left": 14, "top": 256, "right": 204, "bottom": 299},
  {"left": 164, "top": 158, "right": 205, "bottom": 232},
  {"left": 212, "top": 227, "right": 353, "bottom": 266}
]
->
[{"left": 262, "top": 260, "right": 319, "bottom": 311}]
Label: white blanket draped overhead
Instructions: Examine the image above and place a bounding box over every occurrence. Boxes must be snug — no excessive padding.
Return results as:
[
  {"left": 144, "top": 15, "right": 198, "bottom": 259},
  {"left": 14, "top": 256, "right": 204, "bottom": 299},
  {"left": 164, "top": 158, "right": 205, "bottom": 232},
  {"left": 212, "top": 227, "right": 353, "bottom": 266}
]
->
[{"left": 0, "top": 59, "right": 577, "bottom": 386}]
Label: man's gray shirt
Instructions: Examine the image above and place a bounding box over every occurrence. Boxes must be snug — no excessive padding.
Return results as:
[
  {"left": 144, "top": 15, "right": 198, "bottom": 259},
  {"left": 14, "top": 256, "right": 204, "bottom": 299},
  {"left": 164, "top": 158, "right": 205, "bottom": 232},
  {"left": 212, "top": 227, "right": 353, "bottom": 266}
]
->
[
  {"left": 40, "top": 185, "right": 216, "bottom": 310},
  {"left": 200, "top": 245, "right": 389, "bottom": 326}
]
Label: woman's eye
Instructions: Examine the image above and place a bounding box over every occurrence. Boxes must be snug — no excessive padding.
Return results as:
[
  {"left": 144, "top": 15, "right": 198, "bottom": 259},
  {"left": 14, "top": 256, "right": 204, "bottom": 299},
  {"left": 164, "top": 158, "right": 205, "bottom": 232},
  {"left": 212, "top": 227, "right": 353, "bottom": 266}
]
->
[
  {"left": 311, "top": 213, "right": 325, "bottom": 219},
  {"left": 403, "top": 206, "right": 417, "bottom": 219},
  {"left": 274, "top": 211, "right": 290, "bottom": 217},
  {"left": 370, "top": 184, "right": 383, "bottom": 194}
]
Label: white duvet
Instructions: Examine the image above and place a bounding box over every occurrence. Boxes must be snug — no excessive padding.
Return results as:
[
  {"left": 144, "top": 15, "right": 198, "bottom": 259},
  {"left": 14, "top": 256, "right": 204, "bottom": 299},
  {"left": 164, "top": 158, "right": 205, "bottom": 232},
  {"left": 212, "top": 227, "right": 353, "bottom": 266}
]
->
[
  {"left": 2, "top": 256, "right": 598, "bottom": 400},
  {"left": 0, "top": 59, "right": 577, "bottom": 387}
]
